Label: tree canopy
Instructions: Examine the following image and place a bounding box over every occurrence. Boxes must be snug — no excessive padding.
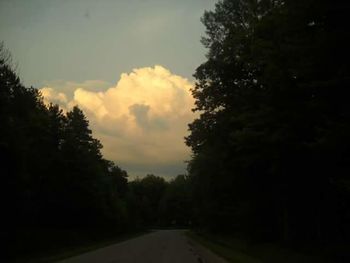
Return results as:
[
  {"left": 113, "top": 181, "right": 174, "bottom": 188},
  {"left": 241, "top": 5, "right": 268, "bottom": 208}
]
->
[
  {"left": 186, "top": 0, "right": 350, "bottom": 243},
  {"left": 0, "top": 49, "right": 194, "bottom": 259}
]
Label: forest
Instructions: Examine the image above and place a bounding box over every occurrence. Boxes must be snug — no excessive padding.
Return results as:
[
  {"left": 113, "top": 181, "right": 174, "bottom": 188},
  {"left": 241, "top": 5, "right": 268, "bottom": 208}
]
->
[
  {"left": 185, "top": 0, "right": 350, "bottom": 260},
  {"left": 1, "top": 0, "right": 350, "bottom": 262},
  {"left": 1, "top": 43, "right": 192, "bottom": 259}
]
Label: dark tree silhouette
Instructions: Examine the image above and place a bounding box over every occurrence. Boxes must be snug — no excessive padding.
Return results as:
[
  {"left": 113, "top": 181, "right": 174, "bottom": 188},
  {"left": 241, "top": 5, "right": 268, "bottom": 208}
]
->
[
  {"left": 159, "top": 175, "right": 192, "bottom": 227},
  {"left": 1, "top": 43, "right": 194, "bottom": 260},
  {"left": 0, "top": 43, "right": 137, "bottom": 260},
  {"left": 186, "top": 0, "right": 350, "bottom": 245}
]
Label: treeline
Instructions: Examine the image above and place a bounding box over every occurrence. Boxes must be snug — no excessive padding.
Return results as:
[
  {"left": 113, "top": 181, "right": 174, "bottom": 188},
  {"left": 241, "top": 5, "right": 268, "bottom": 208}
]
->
[
  {"left": 129, "top": 174, "right": 192, "bottom": 228},
  {"left": 0, "top": 43, "right": 192, "bottom": 260},
  {"left": 186, "top": 0, "right": 350, "bottom": 246}
]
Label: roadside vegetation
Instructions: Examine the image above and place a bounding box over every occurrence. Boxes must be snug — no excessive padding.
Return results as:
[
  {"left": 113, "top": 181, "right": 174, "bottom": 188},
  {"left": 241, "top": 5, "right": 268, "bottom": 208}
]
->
[
  {"left": 185, "top": 0, "right": 350, "bottom": 262},
  {"left": 187, "top": 231, "right": 329, "bottom": 263},
  {"left": 17, "top": 230, "right": 150, "bottom": 263},
  {"left": 2, "top": 0, "right": 350, "bottom": 262},
  {"left": 1, "top": 44, "right": 192, "bottom": 261}
]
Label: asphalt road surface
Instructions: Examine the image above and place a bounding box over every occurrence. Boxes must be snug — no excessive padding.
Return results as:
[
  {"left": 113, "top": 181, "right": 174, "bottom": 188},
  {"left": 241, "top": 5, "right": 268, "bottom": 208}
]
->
[{"left": 57, "top": 230, "right": 228, "bottom": 263}]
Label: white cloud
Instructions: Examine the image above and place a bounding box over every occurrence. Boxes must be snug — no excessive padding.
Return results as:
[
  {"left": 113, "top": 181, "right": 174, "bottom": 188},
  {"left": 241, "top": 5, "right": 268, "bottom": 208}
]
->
[
  {"left": 40, "top": 79, "right": 111, "bottom": 99},
  {"left": 40, "top": 65, "right": 196, "bottom": 176},
  {"left": 40, "top": 87, "right": 68, "bottom": 109}
]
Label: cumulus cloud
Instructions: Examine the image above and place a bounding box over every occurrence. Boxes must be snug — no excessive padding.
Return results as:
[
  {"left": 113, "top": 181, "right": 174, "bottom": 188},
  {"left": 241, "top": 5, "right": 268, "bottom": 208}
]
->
[
  {"left": 40, "top": 79, "right": 111, "bottom": 99},
  {"left": 40, "top": 87, "right": 69, "bottom": 109},
  {"left": 40, "top": 65, "right": 196, "bottom": 177}
]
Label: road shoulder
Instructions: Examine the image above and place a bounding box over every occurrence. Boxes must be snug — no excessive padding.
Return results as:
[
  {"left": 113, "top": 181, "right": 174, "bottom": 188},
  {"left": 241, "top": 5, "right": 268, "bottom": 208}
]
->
[{"left": 185, "top": 231, "right": 260, "bottom": 263}]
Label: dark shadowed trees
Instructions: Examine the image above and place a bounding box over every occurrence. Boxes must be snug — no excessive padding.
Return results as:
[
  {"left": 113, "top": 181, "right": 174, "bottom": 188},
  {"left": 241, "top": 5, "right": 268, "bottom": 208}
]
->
[
  {"left": 128, "top": 174, "right": 167, "bottom": 226},
  {"left": 0, "top": 43, "right": 136, "bottom": 260},
  {"left": 159, "top": 174, "right": 192, "bottom": 227},
  {"left": 186, "top": 0, "right": 350, "bottom": 244},
  {"left": 1, "top": 42, "right": 194, "bottom": 260}
]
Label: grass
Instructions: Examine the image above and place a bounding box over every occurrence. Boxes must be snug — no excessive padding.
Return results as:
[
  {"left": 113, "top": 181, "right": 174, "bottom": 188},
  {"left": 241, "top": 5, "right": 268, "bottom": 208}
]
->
[
  {"left": 14, "top": 230, "right": 150, "bottom": 263},
  {"left": 186, "top": 231, "right": 261, "bottom": 263},
  {"left": 186, "top": 231, "right": 326, "bottom": 263}
]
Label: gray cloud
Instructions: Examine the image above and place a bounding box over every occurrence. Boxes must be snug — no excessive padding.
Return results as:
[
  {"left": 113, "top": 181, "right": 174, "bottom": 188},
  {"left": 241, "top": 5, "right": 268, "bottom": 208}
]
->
[{"left": 129, "top": 103, "right": 168, "bottom": 131}]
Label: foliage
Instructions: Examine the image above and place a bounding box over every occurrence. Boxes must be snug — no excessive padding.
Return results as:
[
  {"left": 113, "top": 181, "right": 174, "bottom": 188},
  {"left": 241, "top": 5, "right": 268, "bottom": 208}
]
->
[
  {"left": 159, "top": 175, "right": 192, "bottom": 226},
  {"left": 0, "top": 43, "right": 134, "bottom": 260},
  {"left": 0, "top": 49, "right": 193, "bottom": 260},
  {"left": 186, "top": 0, "right": 350, "bottom": 244}
]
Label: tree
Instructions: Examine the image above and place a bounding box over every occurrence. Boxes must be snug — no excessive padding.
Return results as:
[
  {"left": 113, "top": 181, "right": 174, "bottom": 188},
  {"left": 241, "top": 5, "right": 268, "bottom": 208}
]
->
[
  {"left": 159, "top": 175, "right": 192, "bottom": 227},
  {"left": 106, "top": 161, "right": 129, "bottom": 198},
  {"left": 1, "top": 43, "right": 136, "bottom": 260},
  {"left": 186, "top": 0, "right": 350, "bottom": 243},
  {"left": 128, "top": 174, "right": 167, "bottom": 226}
]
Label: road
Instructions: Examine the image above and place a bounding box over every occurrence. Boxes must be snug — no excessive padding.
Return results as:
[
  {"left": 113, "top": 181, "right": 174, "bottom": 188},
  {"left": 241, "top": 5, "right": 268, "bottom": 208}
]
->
[{"left": 57, "top": 230, "right": 228, "bottom": 263}]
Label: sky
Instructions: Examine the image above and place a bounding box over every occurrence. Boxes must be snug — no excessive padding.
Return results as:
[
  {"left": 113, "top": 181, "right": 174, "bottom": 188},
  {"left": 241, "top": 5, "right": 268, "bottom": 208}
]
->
[{"left": 0, "top": 0, "right": 215, "bottom": 179}]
